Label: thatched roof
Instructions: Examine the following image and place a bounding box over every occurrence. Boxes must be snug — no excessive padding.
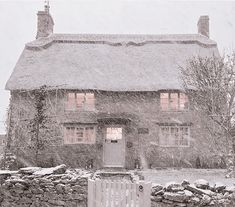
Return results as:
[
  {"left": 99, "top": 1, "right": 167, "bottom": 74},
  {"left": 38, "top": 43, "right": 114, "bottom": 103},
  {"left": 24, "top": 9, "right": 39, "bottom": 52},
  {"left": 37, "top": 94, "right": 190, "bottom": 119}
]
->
[{"left": 5, "top": 33, "right": 219, "bottom": 91}]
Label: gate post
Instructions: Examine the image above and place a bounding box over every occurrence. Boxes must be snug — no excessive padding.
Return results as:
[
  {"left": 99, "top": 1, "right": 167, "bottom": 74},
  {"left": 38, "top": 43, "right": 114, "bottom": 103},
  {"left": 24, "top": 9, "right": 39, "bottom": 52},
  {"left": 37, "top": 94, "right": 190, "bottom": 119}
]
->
[
  {"left": 95, "top": 179, "right": 102, "bottom": 207},
  {"left": 88, "top": 179, "right": 95, "bottom": 207},
  {"left": 139, "top": 181, "right": 151, "bottom": 207}
]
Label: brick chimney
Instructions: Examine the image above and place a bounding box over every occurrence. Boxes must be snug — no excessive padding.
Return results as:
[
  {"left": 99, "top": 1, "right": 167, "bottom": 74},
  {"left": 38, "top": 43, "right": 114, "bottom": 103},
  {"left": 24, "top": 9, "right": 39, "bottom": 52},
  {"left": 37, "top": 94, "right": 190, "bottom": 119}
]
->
[
  {"left": 36, "top": 2, "right": 54, "bottom": 39},
  {"left": 197, "top": 15, "right": 209, "bottom": 38}
]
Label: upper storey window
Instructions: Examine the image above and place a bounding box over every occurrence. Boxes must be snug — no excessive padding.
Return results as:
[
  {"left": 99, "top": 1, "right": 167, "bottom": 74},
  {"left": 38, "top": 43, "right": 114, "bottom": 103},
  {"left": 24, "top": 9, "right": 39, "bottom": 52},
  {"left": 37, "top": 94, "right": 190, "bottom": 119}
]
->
[
  {"left": 66, "top": 92, "right": 95, "bottom": 111},
  {"left": 160, "top": 92, "right": 188, "bottom": 111}
]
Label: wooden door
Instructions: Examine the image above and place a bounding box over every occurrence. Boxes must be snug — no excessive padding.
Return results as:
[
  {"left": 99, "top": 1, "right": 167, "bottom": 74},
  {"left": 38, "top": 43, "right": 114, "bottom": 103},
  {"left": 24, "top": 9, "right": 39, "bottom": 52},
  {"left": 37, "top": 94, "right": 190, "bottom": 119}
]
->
[{"left": 103, "top": 127, "right": 125, "bottom": 167}]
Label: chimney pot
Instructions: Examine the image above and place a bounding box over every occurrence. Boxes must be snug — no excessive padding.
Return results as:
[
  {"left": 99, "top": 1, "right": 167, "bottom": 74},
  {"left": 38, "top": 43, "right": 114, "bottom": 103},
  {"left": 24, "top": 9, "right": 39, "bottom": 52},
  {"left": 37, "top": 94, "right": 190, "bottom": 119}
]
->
[{"left": 197, "top": 15, "right": 209, "bottom": 38}]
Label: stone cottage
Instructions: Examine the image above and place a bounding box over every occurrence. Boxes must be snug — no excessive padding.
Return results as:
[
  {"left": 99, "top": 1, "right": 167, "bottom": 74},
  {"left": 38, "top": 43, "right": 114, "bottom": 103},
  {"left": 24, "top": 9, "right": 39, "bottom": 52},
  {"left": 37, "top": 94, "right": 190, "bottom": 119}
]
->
[{"left": 5, "top": 5, "right": 222, "bottom": 169}]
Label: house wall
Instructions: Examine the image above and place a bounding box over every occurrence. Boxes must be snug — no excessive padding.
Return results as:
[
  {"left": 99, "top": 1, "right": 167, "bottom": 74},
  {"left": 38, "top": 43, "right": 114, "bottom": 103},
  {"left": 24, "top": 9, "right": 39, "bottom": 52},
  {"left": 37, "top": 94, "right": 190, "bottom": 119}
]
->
[
  {"left": 0, "top": 135, "right": 5, "bottom": 156},
  {"left": 95, "top": 91, "right": 226, "bottom": 169},
  {"left": 8, "top": 90, "right": 226, "bottom": 169},
  {"left": 8, "top": 90, "right": 102, "bottom": 169}
]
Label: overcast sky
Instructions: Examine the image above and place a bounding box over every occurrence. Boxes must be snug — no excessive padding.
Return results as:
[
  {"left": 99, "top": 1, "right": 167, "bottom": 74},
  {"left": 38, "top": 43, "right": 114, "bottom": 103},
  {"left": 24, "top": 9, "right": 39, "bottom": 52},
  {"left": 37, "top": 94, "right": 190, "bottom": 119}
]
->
[{"left": 0, "top": 0, "right": 235, "bottom": 134}]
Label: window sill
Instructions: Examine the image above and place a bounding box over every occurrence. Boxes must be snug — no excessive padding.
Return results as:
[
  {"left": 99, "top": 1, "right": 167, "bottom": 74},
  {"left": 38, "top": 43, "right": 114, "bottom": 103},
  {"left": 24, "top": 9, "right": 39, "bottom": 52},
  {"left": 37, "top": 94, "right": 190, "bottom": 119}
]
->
[
  {"left": 64, "top": 109, "right": 97, "bottom": 113},
  {"left": 63, "top": 142, "right": 96, "bottom": 145},
  {"left": 158, "top": 145, "right": 190, "bottom": 148},
  {"left": 160, "top": 109, "right": 189, "bottom": 113}
]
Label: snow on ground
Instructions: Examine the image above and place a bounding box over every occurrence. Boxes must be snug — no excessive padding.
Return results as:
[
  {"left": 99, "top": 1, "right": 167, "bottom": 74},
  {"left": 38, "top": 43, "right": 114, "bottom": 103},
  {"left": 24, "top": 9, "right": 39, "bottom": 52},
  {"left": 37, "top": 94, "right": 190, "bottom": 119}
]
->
[
  {"left": 33, "top": 164, "right": 66, "bottom": 176},
  {"left": 140, "top": 168, "right": 235, "bottom": 186},
  {"left": 0, "top": 170, "right": 18, "bottom": 175},
  {"left": 33, "top": 167, "right": 57, "bottom": 176}
]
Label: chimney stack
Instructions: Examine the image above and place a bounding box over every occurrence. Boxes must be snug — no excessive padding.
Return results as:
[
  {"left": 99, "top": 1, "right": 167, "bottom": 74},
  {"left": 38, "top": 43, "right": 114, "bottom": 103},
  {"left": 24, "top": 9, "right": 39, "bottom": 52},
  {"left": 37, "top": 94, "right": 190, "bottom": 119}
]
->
[
  {"left": 36, "top": 1, "right": 54, "bottom": 39},
  {"left": 197, "top": 15, "right": 209, "bottom": 38}
]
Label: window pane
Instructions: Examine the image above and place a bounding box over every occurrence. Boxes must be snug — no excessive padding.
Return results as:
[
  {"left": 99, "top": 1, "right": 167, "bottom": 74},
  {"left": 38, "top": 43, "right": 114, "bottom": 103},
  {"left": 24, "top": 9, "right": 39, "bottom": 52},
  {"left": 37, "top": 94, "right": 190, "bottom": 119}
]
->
[
  {"left": 160, "top": 93, "right": 169, "bottom": 110},
  {"left": 64, "top": 127, "right": 69, "bottom": 144},
  {"left": 76, "top": 93, "right": 85, "bottom": 109},
  {"left": 66, "top": 93, "right": 76, "bottom": 110},
  {"left": 106, "top": 128, "right": 122, "bottom": 140},
  {"left": 160, "top": 127, "right": 169, "bottom": 146},
  {"left": 170, "top": 93, "right": 178, "bottom": 110},
  {"left": 168, "top": 127, "right": 175, "bottom": 146},
  {"left": 180, "top": 93, "right": 189, "bottom": 110},
  {"left": 182, "top": 127, "right": 189, "bottom": 145},
  {"left": 76, "top": 127, "right": 84, "bottom": 139},
  {"left": 85, "top": 93, "right": 95, "bottom": 110},
  {"left": 70, "top": 127, "right": 75, "bottom": 143},
  {"left": 174, "top": 128, "right": 179, "bottom": 145},
  {"left": 85, "top": 127, "right": 95, "bottom": 143},
  {"left": 160, "top": 93, "right": 168, "bottom": 99},
  {"left": 64, "top": 127, "right": 75, "bottom": 144},
  {"left": 160, "top": 100, "right": 169, "bottom": 111}
]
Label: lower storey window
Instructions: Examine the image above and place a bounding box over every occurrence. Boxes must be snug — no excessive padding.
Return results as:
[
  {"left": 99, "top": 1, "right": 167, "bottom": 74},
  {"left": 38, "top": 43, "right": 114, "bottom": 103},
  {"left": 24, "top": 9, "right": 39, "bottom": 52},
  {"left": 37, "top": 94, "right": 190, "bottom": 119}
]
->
[
  {"left": 64, "top": 125, "right": 96, "bottom": 144},
  {"left": 159, "top": 126, "right": 190, "bottom": 147}
]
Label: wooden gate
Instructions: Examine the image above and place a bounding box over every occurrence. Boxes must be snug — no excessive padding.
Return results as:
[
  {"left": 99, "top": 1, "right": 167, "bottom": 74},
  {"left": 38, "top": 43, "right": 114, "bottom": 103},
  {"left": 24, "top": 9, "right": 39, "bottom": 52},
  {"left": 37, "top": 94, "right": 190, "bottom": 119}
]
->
[{"left": 88, "top": 179, "right": 151, "bottom": 207}]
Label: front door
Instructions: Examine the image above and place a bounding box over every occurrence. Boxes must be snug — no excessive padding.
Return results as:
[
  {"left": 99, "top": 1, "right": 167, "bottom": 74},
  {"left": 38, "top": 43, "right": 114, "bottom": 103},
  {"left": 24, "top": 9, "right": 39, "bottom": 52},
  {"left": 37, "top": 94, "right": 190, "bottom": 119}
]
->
[{"left": 103, "top": 127, "right": 125, "bottom": 167}]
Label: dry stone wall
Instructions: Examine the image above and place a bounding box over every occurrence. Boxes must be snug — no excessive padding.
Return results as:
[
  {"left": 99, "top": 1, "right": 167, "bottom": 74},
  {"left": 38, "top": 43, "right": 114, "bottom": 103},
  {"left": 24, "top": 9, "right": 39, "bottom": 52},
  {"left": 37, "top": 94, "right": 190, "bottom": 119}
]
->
[
  {"left": 0, "top": 165, "right": 91, "bottom": 207},
  {"left": 1, "top": 165, "right": 235, "bottom": 207},
  {"left": 151, "top": 179, "right": 235, "bottom": 207}
]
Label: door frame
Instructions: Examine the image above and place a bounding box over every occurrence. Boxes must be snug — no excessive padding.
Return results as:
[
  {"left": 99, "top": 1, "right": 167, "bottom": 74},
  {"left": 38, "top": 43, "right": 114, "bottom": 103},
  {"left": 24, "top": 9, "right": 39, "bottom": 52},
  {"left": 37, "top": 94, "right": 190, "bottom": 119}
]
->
[{"left": 102, "top": 125, "right": 126, "bottom": 168}]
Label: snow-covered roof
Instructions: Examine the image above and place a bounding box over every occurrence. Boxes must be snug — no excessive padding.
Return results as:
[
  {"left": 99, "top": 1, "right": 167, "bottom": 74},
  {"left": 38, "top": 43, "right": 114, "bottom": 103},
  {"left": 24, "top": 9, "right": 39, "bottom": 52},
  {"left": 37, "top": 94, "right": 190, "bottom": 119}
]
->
[{"left": 5, "top": 33, "right": 219, "bottom": 91}]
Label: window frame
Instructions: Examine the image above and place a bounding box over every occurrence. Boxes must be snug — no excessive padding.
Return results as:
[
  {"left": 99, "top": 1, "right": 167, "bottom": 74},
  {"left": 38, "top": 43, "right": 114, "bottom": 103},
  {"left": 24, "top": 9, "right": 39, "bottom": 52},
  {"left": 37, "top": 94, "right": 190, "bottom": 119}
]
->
[
  {"left": 160, "top": 91, "right": 189, "bottom": 111},
  {"left": 159, "top": 125, "right": 190, "bottom": 147},
  {"left": 63, "top": 125, "right": 96, "bottom": 144},
  {"left": 65, "top": 92, "right": 95, "bottom": 111}
]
